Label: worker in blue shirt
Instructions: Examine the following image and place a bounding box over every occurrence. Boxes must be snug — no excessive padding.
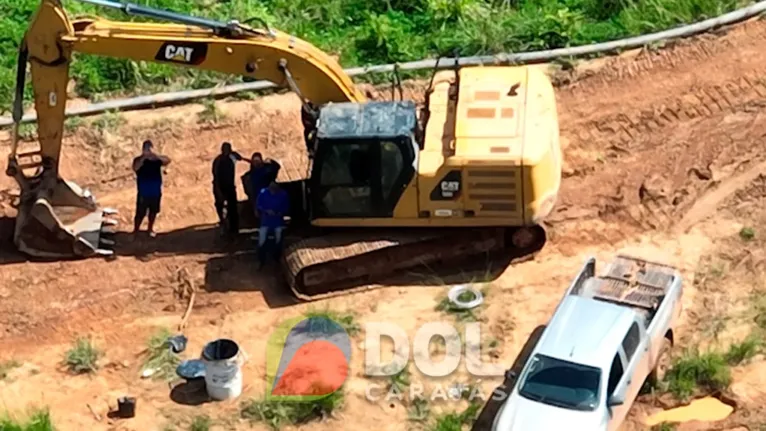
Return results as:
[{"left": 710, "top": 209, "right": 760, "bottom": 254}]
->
[
  {"left": 256, "top": 180, "right": 289, "bottom": 267},
  {"left": 244, "top": 152, "right": 281, "bottom": 209},
  {"left": 132, "top": 139, "right": 170, "bottom": 238}
]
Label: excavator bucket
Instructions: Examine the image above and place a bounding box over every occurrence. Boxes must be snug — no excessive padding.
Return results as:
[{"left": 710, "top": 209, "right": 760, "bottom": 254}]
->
[{"left": 12, "top": 174, "right": 117, "bottom": 258}]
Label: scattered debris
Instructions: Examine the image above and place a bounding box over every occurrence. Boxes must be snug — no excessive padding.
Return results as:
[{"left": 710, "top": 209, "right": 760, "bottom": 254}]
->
[
  {"left": 175, "top": 267, "right": 197, "bottom": 332},
  {"left": 447, "top": 285, "right": 484, "bottom": 310},
  {"left": 116, "top": 396, "right": 136, "bottom": 419},
  {"left": 177, "top": 359, "right": 206, "bottom": 380},
  {"left": 86, "top": 403, "right": 102, "bottom": 421},
  {"left": 167, "top": 334, "right": 188, "bottom": 354}
]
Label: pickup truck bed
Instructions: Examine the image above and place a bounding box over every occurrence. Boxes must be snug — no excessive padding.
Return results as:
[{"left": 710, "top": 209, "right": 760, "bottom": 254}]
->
[{"left": 572, "top": 255, "right": 677, "bottom": 320}]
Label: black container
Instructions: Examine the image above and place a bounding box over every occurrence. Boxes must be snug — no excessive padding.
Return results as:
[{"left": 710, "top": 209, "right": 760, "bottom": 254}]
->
[
  {"left": 202, "top": 338, "right": 239, "bottom": 361},
  {"left": 117, "top": 396, "right": 136, "bottom": 418}
]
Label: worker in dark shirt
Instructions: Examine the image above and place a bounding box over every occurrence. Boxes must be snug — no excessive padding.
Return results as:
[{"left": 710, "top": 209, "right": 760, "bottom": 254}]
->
[
  {"left": 244, "top": 152, "right": 281, "bottom": 207},
  {"left": 212, "top": 142, "right": 244, "bottom": 235},
  {"left": 132, "top": 139, "right": 170, "bottom": 238},
  {"left": 256, "top": 180, "right": 289, "bottom": 267}
]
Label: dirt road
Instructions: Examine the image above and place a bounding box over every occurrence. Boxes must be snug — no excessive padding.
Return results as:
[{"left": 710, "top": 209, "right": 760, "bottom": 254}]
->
[{"left": 1, "top": 17, "right": 766, "bottom": 431}]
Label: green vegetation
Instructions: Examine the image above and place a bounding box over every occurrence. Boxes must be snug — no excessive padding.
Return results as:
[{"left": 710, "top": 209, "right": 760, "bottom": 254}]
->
[
  {"left": 196, "top": 98, "right": 225, "bottom": 124},
  {"left": 739, "top": 226, "right": 756, "bottom": 241},
  {"left": 664, "top": 348, "right": 731, "bottom": 399},
  {"left": 63, "top": 337, "right": 102, "bottom": 374},
  {"left": 188, "top": 415, "right": 211, "bottom": 431},
  {"left": 0, "top": 0, "right": 751, "bottom": 112},
  {"left": 0, "top": 359, "right": 21, "bottom": 380},
  {"left": 662, "top": 335, "right": 763, "bottom": 400},
  {"left": 0, "top": 408, "right": 54, "bottom": 431},
  {"left": 407, "top": 397, "right": 431, "bottom": 422},
  {"left": 241, "top": 391, "right": 344, "bottom": 430},
  {"left": 304, "top": 308, "right": 361, "bottom": 337},
  {"left": 724, "top": 334, "right": 762, "bottom": 365},
  {"left": 141, "top": 328, "right": 181, "bottom": 381},
  {"left": 429, "top": 402, "right": 481, "bottom": 431},
  {"left": 651, "top": 423, "right": 677, "bottom": 431}
]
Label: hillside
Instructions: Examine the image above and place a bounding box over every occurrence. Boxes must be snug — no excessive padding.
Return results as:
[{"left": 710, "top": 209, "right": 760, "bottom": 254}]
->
[{"left": 0, "top": 0, "right": 750, "bottom": 112}]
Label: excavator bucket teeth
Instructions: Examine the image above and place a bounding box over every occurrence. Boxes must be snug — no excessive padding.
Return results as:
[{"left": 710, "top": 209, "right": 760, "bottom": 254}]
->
[{"left": 14, "top": 178, "right": 113, "bottom": 259}]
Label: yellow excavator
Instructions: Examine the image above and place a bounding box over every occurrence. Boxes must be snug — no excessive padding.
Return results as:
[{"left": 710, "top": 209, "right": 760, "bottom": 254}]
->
[{"left": 7, "top": 0, "right": 563, "bottom": 300}]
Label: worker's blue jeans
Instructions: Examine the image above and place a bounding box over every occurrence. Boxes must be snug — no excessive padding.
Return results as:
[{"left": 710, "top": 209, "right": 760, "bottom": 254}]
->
[{"left": 258, "top": 226, "right": 285, "bottom": 264}]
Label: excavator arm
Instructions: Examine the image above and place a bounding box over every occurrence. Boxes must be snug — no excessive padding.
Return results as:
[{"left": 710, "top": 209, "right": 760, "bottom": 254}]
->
[{"left": 7, "top": 0, "right": 366, "bottom": 258}]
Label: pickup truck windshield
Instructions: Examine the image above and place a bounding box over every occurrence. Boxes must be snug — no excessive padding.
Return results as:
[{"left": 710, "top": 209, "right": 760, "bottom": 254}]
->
[{"left": 518, "top": 354, "right": 601, "bottom": 412}]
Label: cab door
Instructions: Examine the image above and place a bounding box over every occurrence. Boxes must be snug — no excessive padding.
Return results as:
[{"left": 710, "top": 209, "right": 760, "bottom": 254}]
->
[
  {"left": 607, "top": 322, "right": 646, "bottom": 431},
  {"left": 310, "top": 137, "right": 415, "bottom": 219}
]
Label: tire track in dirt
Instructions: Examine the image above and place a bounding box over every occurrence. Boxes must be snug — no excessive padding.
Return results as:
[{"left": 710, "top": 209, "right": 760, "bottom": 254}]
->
[
  {"left": 550, "top": 19, "right": 766, "bottom": 244},
  {"left": 566, "top": 19, "right": 766, "bottom": 90}
]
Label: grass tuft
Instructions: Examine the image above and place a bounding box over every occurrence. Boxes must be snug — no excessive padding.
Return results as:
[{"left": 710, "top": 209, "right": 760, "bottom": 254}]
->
[
  {"left": 724, "top": 334, "right": 762, "bottom": 366},
  {"left": 241, "top": 391, "right": 344, "bottom": 430},
  {"left": 0, "top": 359, "right": 21, "bottom": 380},
  {"left": 197, "top": 98, "right": 225, "bottom": 124},
  {"left": 664, "top": 348, "right": 731, "bottom": 399},
  {"left": 739, "top": 226, "right": 756, "bottom": 241},
  {"left": 141, "top": 328, "right": 181, "bottom": 381},
  {"left": 303, "top": 308, "right": 361, "bottom": 337},
  {"left": 189, "top": 415, "right": 211, "bottom": 431},
  {"left": 429, "top": 402, "right": 481, "bottom": 431},
  {"left": 64, "top": 337, "right": 102, "bottom": 374},
  {"left": 0, "top": 408, "right": 55, "bottom": 431}
]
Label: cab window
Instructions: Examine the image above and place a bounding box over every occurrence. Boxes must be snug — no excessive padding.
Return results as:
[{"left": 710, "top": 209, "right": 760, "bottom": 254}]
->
[
  {"left": 621, "top": 323, "right": 641, "bottom": 362},
  {"left": 607, "top": 354, "right": 623, "bottom": 395},
  {"left": 312, "top": 138, "right": 415, "bottom": 218}
]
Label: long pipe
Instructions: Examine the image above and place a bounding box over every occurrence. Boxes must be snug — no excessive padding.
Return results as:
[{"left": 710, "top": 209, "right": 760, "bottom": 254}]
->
[{"left": 2, "top": 1, "right": 765, "bottom": 127}]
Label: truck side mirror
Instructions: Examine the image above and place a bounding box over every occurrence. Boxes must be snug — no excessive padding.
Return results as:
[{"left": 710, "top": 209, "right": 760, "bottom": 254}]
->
[{"left": 607, "top": 393, "right": 625, "bottom": 407}]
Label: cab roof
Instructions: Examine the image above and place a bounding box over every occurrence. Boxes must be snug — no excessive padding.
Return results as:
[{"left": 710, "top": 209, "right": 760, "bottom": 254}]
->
[
  {"left": 535, "top": 295, "right": 636, "bottom": 369},
  {"left": 317, "top": 101, "right": 417, "bottom": 139}
]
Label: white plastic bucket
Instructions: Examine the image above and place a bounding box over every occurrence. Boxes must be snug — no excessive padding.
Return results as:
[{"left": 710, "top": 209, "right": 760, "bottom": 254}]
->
[{"left": 201, "top": 339, "right": 246, "bottom": 401}]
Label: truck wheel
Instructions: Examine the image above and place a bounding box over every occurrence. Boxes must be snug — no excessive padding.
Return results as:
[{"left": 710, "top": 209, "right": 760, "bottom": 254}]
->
[{"left": 650, "top": 338, "right": 672, "bottom": 386}]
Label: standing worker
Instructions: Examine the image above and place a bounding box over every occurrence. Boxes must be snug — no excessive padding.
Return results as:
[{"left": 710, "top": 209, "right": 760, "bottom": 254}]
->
[
  {"left": 132, "top": 139, "right": 171, "bottom": 238},
  {"left": 212, "top": 142, "right": 245, "bottom": 236},
  {"left": 256, "top": 180, "right": 289, "bottom": 268},
  {"left": 244, "top": 152, "right": 281, "bottom": 209}
]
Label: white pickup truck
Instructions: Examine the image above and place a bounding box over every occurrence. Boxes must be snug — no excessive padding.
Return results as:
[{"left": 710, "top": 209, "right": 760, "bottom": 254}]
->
[{"left": 492, "top": 254, "right": 683, "bottom": 431}]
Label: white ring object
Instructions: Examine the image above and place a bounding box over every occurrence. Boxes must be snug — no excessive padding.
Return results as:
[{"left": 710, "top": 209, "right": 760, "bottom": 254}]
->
[{"left": 447, "top": 285, "right": 484, "bottom": 309}]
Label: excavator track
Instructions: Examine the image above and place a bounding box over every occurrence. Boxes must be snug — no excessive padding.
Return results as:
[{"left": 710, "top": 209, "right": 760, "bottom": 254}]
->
[{"left": 280, "top": 225, "right": 547, "bottom": 301}]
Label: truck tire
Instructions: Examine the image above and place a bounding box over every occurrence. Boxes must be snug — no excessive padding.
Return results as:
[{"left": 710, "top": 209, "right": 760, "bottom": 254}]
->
[{"left": 649, "top": 338, "right": 672, "bottom": 386}]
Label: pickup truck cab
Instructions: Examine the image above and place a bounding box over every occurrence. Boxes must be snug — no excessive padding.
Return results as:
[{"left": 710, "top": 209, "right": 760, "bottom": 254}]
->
[{"left": 492, "top": 255, "right": 683, "bottom": 431}]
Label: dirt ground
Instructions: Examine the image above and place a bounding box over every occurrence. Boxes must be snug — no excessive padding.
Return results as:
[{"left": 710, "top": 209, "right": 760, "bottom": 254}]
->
[{"left": 2, "top": 17, "right": 766, "bottom": 431}]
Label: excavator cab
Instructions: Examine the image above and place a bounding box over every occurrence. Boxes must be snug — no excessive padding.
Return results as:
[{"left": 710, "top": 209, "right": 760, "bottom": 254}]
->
[{"left": 306, "top": 101, "right": 419, "bottom": 220}]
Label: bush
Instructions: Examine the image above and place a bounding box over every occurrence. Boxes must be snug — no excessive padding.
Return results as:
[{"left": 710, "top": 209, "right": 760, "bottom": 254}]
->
[
  {"left": 0, "top": 408, "right": 55, "bottom": 431},
  {"left": 664, "top": 348, "right": 731, "bottom": 399},
  {"left": 64, "top": 337, "right": 102, "bottom": 374},
  {"left": 241, "top": 391, "right": 344, "bottom": 430}
]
